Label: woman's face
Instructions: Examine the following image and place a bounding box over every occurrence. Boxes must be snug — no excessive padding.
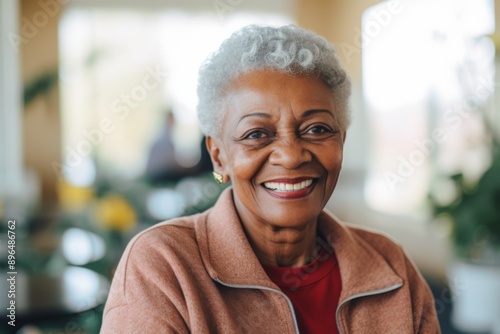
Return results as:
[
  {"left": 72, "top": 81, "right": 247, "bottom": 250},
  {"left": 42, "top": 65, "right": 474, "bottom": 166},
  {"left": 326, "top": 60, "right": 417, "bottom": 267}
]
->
[{"left": 208, "top": 70, "right": 344, "bottom": 229}]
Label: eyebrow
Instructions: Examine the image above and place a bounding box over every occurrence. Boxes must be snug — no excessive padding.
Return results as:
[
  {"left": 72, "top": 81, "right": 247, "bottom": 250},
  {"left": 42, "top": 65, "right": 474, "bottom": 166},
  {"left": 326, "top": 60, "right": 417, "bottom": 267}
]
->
[
  {"left": 238, "top": 112, "right": 272, "bottom": 124},
  {"left": 237, "top": 109, "right": 334, "bottom": 125},
  {"left": 301, "top": 109, "right": 335, "bottom": 119}
]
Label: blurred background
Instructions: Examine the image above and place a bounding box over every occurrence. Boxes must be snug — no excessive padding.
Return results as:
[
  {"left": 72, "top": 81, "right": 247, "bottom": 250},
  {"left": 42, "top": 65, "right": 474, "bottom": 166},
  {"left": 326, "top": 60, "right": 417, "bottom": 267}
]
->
[{"left": 1, "top": 0, "right": 499, "bottom": 333}]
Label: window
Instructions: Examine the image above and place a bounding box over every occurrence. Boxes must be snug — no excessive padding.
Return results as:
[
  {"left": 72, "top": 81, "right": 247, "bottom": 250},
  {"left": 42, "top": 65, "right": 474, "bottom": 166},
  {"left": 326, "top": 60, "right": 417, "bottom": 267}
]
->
[{"left": 363, "top": 0, "right": 495, "bottom": 216}]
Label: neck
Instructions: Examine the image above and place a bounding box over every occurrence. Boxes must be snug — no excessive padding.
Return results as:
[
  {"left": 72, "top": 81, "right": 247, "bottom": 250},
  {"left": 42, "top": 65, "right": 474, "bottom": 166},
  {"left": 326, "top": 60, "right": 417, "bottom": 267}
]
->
[{"left": 240, "top": 217, "right": 319, "bottom": 268}]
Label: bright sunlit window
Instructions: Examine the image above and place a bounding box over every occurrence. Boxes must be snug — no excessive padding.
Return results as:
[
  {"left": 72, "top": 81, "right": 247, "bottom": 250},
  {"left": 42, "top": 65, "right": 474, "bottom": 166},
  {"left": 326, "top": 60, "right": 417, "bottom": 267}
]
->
[
  {"left": 363, "top": 0, "right": 495, "bottom": 216},
  {"left": 59, "top": 10, "right": 292, "bottom": 180}
]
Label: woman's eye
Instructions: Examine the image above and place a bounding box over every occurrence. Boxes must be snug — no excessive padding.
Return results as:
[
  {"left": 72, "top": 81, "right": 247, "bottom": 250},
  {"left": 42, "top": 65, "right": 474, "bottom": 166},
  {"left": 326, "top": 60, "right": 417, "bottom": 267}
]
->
[
  {"left": 246, "top": 130, "right": 268, "bottom": 139},
  {"left": 306, "top": 125, "right": 331, "bottom": 134},
  {"left": 234, "top": 129, "right": 273, "bottom": 144}
]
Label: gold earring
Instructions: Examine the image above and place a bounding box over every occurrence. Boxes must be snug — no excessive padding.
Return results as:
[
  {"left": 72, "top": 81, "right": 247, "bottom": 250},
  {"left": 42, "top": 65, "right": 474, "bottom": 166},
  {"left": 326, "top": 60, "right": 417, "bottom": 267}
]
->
[{"left": 212, "top": 172, "right": 223, "bottom": 184}]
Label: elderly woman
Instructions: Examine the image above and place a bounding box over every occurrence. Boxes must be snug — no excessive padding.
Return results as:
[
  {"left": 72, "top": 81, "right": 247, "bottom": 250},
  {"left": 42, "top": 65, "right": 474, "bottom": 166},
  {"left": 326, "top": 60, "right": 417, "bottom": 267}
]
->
[{"left": 101, "top": 25, "right": 440, "bottom": 333}]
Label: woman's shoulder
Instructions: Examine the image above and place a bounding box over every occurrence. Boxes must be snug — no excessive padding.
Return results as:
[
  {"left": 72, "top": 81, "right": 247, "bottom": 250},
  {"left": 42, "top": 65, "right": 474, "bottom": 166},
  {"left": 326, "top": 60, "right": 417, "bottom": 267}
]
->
[
  {"left": 121, "top": 211, "right": 210, "bottom": 268},
  {"left": 103, "top": 211, "right": 215, "bottom": 326},
  {"left": 135, "top": 213, "right": 199, "bottom": 241}
]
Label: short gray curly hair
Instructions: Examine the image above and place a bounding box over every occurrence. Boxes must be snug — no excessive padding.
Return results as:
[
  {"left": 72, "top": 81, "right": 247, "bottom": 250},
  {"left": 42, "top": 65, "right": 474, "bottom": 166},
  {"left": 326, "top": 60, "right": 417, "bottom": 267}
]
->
[{"left": 197, "top": 24, "right": 351, "bottom": 137}]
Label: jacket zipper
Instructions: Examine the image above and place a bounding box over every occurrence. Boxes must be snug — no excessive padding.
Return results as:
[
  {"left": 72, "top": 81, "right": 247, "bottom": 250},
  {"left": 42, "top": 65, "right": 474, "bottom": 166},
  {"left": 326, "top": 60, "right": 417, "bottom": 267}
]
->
[
  {"left": 212, "top": 277, "right": 300, "bottom": 334},
  {"left": 335, "top": 282, "right": 403, "bottom": 334}
]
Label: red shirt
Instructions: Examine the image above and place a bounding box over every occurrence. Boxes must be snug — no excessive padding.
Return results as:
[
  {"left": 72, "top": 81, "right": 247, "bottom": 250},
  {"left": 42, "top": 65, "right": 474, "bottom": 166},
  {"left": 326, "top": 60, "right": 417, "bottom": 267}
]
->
[{"left": 263, "top": 247, "right": 342, "bottom": 334}]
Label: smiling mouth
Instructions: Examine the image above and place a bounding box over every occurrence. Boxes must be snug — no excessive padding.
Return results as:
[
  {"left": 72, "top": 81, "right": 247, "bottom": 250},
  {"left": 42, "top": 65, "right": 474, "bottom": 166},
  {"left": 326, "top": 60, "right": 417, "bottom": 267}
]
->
[{"left": 263, "top": 179, "right": 314, "bottom": 192}]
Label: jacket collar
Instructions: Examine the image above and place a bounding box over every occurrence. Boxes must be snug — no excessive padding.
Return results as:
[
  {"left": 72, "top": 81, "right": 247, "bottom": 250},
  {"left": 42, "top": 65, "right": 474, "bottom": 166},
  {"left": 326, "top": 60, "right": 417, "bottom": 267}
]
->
[
  {"left": 317, "top": 211, "right": 403, "bottom": 301},
  {"left": 196, "top": 187, "right": 403, "bottom": 300},
  {"left": 195, "top": 188, "right": 275, "bottom": 288}
]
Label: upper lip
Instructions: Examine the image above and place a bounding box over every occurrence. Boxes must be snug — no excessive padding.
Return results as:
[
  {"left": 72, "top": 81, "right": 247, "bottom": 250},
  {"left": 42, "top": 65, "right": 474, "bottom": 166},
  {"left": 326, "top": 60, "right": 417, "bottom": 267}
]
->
[{"left": 261, "top": 177, "right": 317, "bottom": 184}]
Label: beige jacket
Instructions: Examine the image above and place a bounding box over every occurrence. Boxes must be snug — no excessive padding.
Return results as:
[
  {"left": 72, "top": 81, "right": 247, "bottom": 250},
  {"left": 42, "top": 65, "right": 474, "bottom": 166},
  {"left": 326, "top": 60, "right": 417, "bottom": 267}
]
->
[{"left": 101, "top": 188, "right": 440, "bottom": 333}]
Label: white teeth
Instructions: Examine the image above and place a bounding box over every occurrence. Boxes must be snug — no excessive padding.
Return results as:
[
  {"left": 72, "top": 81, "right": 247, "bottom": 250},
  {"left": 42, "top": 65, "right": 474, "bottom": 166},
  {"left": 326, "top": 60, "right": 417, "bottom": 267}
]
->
[{"left": 263, "top": 179, "right": 313, "bottom": 192}]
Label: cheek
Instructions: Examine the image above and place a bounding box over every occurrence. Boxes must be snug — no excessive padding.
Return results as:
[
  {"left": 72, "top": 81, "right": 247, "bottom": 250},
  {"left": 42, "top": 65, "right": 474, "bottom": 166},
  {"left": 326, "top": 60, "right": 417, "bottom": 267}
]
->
[
  {"left": 329, "top": 149, "right": 344, "bottom": 170},
  {"left": 315, "top": 143, "right": 344, "bottom": 173},
  {"left": 228, "top": 148, "right": 268, "bottom": 182}
]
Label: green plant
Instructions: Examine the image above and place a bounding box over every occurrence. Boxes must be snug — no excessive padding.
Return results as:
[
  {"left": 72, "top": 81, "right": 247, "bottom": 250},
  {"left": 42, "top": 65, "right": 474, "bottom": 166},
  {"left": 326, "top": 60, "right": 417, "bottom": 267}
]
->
[
  {"left": 23, "top": 70, "right": 58, "bottom": 106},
  {"left": 430, "top": 124, "right": 500, "bottom": 264}
]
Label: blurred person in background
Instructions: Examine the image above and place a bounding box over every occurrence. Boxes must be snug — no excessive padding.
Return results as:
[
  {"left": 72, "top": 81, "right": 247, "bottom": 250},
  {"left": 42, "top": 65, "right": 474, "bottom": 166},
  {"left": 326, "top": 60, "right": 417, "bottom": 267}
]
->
[
  {"left": 101, "top": 25, "right": 440, "bottom": 333},
  {"left": 145, "top": 109, "right": 213, "bottom": 183},
  {"left": 145, "top": 110, "right": 184, "bottom": 182}
]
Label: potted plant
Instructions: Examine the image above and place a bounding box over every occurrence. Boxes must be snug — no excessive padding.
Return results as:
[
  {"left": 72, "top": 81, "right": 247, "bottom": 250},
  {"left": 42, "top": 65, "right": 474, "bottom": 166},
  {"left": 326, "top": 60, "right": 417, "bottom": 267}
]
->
[{"left": 429, "top": 120, "right": 500, "bottom": 332}]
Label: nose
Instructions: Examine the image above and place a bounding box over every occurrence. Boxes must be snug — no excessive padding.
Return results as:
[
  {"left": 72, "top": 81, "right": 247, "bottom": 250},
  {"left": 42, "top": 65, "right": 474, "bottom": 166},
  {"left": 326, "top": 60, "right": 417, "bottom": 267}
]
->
[{"left": 268, "top": 139, "right": 312, "bottom": 169}]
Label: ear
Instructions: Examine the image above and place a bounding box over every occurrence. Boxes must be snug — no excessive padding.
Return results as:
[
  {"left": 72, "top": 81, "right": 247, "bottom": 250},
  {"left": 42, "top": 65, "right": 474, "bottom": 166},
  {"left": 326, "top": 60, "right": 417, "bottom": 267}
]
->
[{"left": 206, "top": 136, "right": 230, "bottom": 182}]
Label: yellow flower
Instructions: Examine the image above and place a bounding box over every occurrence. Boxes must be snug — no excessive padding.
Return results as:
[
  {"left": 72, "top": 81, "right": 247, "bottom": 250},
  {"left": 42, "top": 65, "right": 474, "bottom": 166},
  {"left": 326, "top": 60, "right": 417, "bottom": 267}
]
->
[
  {"left": 58, "top": 181, "right": 95, "bottom": 212},
  {"left": 94, "top": 194, "right": 137, "bottom": 232}
]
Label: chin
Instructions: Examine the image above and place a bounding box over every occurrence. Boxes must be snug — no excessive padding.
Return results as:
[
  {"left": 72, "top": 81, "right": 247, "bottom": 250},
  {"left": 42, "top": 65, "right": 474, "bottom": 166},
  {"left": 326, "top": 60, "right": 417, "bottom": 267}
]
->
[{"left": 260, "top": 208, "right": 321, "bottom": 230}]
